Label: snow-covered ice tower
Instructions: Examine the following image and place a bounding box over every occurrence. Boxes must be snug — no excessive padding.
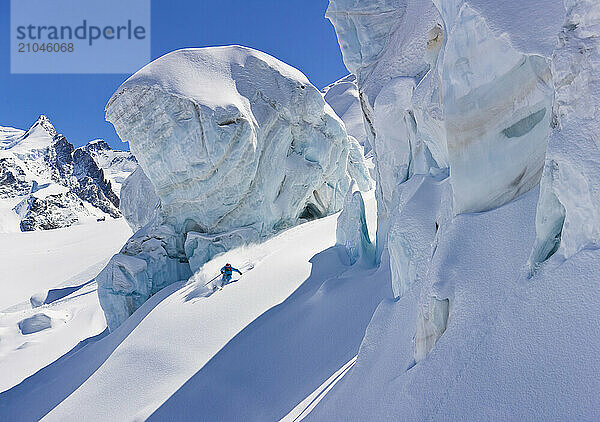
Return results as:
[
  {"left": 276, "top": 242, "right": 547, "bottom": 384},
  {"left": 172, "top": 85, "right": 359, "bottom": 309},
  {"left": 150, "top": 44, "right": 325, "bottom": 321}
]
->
[{"left": 99, "top": 46, "right": 370, "bottom": 330}]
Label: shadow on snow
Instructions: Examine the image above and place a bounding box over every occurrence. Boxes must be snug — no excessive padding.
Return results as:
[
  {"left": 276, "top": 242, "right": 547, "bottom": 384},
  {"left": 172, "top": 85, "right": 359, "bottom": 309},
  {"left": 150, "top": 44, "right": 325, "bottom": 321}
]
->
[
  {"left": 0, "top": 280, "right": 185, "bottom": 421},
  {"left": 149, "top": 246, "right": 390, "bottom": 421},
  {"left": 0, "top": 247, "right": 390, "bottom": 422}
]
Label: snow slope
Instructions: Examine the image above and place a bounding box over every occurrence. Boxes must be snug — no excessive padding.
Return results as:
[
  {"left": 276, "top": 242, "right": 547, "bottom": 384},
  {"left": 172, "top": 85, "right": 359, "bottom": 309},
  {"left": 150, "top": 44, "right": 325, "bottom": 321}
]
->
[
  {"left": 0, "top": 218, "right": 131, "bottom": 310},
  {"left": 309, "top": 187, "right": 600, "bottom": 421},
  {"left": 0, "top": 218, "right": 131, "bottom": 392},
  {"left": 0, "top": 191, "right": 389, "bottom": 422},
  {"left": 0, "top": 126, "right": 25, "bottom": 149}
]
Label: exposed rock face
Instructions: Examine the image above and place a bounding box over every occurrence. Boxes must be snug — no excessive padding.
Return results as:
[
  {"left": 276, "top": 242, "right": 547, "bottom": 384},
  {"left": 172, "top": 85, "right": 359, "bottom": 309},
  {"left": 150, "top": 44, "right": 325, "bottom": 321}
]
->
[
  {"left": 0, "top": 116, "right": 135, "bottom": 232},
  {"left": 17, "top": 192, "right": 88, "bottom": 231},
  {"left": 0, "top": 157, "right": 30, "bottom": 198},
  {"left": 100, "top": 46, "right": 370, "bottom": 330},
  {"left": 82, "top": 139, "right": 138, "bottom": 196}
]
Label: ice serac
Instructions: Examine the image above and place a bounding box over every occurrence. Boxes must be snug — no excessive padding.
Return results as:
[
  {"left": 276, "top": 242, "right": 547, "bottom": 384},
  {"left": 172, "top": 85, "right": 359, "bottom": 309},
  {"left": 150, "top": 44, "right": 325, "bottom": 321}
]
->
[
  {"left": 438, "top": 1, "right": 554, "bottom": 213},
  {"left": 97, "top": 221, "right": 191, "bottom": 331},
  {"left": 323, "top": 74, "right": 370, "bottom": 151},
  {"left": 101, "top": 46, "right": 362, "bottom": 329},
  {"left": 336, "top": 182, "right": 374, "bottom": 265},
  {"left": 325, "top": 0, "right": 408, "bottom": 75},
  {"left": 313, "top": 0, "right": 600, "bottom": 418},
  {"left": 530, "top": 0, "right": 600, "bottom": 270},
  {"left": 326, "top": 0, "right": 564, "bottom": 301},
  {"left": 347, "top": 135, "right": 373, "bottom": 192},
  {"left": 328, "top": 0, "right": 443, "bottom": 260},
  {"left": 119, "top": 165, "right": 160, "bottom": 231}
]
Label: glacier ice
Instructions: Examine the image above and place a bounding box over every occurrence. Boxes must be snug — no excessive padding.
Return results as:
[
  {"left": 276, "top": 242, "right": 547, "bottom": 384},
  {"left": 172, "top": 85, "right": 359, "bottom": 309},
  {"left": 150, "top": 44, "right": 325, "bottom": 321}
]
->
[
  {"left": 324, "top": 0, "right": 600, "bottom": 397},
  {"left": 326, "top": 0, "right": 562, "bottom": 299},
  {"left": 325, "top": 0, "right": 413, "bottom": 75},
  {"left": 100, "top": 46, "right": 368, "bottom": 329},
  {"left": 530, "top": 0, "right": 600, "bottom": 270},
  {"left": 323, "top": 74, "right": 370, "bottom": 151},
  {"left": 119, "top": 165, "right": 160, "bottom": 231},
  {"left": 328, "top": 0, "right": 443, "bottom": 261},
  {"left": 439, "top": 3, "right": 554, "bottom": 213},
  {"left": 414, "top": 296, "right": 449, "bottom": 363},
  {"left": 336, "top": 182, "right": 375, "bottom": 265},
  {"left": 97, "top": 221, "right": 192, "bottom": 331},
  {"left": 347, "top": 135, "right": 373, "bottom": 192},
  {"left": 106, "top": 46, "right": 357, "bottom": 237}
]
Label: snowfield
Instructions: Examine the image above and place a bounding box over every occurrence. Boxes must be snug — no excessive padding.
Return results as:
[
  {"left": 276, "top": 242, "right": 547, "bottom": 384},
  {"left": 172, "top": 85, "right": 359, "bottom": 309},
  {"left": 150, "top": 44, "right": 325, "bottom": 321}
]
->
[
  {"left": 0, "top": 218, "right": 131, "bottom": 392},
  {"left": 1, "top": 191, "right": 391, "bottom": 422},
  {"left": 0, "top": 219, "right": 131, "bottom": 311}
]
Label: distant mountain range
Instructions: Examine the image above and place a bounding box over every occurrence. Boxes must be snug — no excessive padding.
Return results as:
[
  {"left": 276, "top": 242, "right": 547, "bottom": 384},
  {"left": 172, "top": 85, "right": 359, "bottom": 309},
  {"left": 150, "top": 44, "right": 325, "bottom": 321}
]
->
[{"left": 0, "top": 115, "right": 136, "bottom": 232}]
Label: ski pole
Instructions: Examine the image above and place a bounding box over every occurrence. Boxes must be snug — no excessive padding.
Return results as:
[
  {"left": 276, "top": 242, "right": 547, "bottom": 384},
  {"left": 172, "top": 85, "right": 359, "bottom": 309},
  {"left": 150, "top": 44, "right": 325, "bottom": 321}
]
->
[{"left": 203, "top": 273, "right": 222, "bottom": 287}]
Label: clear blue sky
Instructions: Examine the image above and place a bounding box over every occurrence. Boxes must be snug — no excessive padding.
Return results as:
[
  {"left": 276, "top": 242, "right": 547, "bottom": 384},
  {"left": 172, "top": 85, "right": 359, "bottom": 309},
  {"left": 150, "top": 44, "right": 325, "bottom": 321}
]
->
[{"left": 0, "top": 0, "right": 348, "bottom": 149}]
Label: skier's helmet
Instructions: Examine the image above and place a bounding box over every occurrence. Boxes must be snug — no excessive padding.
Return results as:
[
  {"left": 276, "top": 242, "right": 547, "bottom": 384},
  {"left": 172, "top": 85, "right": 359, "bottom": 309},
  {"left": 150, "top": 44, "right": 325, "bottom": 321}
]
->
[{"left": 226, "top": 263, "right": 231, "bottom": 267}]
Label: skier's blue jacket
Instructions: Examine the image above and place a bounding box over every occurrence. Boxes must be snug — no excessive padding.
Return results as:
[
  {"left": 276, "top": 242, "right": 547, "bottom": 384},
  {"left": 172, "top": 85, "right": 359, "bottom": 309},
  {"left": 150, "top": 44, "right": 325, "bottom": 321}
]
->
[{"left": 221, "top": 265, "right": 242, "bottom": 276}]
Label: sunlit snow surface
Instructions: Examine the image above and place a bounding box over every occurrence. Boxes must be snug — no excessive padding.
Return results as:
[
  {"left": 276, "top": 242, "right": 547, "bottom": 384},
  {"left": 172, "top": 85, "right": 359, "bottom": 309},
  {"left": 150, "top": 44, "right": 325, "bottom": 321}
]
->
[
  {"left": 0, "top": 219, "right": 131, "bottom": 391},
  {"left": 3, "top": 0, "right": 600, "bottom": 420},
  {"left": 0, "top": 191, "right": 391, "bottom": 422}
]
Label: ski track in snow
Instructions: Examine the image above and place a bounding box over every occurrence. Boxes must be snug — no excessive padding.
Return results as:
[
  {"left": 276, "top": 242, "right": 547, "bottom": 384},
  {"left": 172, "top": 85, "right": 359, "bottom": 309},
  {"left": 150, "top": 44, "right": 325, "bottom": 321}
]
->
[{"left": 0, "top": 191, "right": 392, "bottom": 422}]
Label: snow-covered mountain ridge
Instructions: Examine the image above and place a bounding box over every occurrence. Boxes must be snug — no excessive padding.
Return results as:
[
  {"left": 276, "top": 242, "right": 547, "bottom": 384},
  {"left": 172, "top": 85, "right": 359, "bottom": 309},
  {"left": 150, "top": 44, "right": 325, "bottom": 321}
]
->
[{"left": 0, "top": 116, "right": 136, "bottom": 233}]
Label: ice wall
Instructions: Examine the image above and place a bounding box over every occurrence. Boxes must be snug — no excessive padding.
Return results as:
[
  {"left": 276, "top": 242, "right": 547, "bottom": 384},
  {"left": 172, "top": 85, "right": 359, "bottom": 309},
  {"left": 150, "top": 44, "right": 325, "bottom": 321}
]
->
[
  {"left": 326, "top": 0, "right": 566, "bottom": 364},
  {"left": 327, "top": 0, "right": 443, "bottom": 261},
  {"left": 100, "top": 46, "right": 367, "bottom": 330},
  {"left": 438, "top": 2, "right": 554, "bottom": 213},
  {"left": 336, "top": 182, "right": 375, "bottom": 265},
  {"left": 119, "top": 165, "right": 160, "bottom": 231},
  {"left": 530, "top": 0, "right": 600, "bottom": 270},
  {"left": 323, "top": 74, "right": 370, "bottom": 152}
]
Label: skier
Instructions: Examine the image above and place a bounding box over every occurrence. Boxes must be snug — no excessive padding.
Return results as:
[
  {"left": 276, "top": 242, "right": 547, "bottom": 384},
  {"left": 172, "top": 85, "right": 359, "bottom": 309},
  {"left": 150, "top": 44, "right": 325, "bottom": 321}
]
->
[{"left": 217, "top": 263, "right": 242, "bottom": 290}]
